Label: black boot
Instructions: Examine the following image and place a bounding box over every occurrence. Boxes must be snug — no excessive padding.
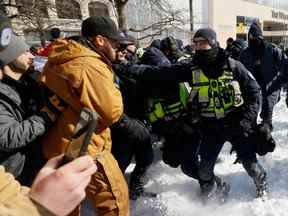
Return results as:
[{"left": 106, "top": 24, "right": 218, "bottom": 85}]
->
[
  {"left": 129, "top": 166, "right": 157, "bottom": 200},
  {"left": 242, "top": 160, "right": 268, "bottom": 198},
  {"left": 254, "top": 172, "right": 268, "bottom": 198},
  {"left": 200, "top": 176, "right": 230, "bottom": 203},
  {"left": 215, "top": 176, "right": 230, "bottom": 202}
]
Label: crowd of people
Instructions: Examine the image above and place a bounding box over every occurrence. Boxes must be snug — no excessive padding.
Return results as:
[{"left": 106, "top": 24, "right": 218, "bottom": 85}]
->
[{"left": 0, "top": 9, "right": 287, "bottom": 216}]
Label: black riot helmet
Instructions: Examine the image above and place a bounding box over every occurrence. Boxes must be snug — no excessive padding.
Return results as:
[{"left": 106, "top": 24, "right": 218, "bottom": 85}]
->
[{"left": 0, "top": 10, "right": 12, "bottom": 50}]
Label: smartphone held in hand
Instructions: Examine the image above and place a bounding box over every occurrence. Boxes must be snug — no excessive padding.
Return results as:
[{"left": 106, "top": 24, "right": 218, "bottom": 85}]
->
[{"left": 63, "top": 108, "right": 99, "bottom": 163}]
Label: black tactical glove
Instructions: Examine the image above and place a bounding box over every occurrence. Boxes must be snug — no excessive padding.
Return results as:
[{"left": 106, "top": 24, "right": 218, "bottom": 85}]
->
[
  {"left": 239, "top": 119, "right": 254, "bottom": 138},
  {"left": 252, "top": 123, "right": 276, "bottom": 156},
  {"left": 113, "top": 114, "right": 151, "bottom": 143}
]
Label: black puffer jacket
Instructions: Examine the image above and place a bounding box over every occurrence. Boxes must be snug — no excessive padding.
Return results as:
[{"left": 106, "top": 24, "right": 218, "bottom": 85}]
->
[{"left": 0, "top": 75, "right": 48, "bottom": 184}]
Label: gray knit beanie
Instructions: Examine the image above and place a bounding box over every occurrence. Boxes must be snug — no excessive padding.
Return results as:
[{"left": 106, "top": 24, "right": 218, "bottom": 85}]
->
[{"left": 0, "top": 34, "right": 29, "bottom": 66}]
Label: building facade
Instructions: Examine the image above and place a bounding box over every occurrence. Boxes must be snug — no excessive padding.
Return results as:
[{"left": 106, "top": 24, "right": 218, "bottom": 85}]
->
[
  {"left": 4, "top": 0, "right": 117, "bottom": 44},
  {"left": 4, "top": 0, "right": 192, "bottom": 46},
  {"left": 7, "top": 0, "right": 287, "bottom": 48},
  {"left": 195, "top": 0, "right": 288, "bottom": 47}
]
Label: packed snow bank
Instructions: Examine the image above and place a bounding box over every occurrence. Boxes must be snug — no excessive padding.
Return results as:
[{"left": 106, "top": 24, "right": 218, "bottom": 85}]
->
[{"left": 131, "top": 95, "right": 288, "bottom": 216}]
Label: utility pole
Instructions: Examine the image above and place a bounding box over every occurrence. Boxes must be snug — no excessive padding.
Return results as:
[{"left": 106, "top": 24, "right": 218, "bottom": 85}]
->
[{"left": 189, "top": 0, "right": 193, "bottom": 31}]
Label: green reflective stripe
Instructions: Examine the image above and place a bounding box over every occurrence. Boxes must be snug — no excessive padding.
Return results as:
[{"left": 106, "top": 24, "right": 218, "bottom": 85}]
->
[
  {"left": 165, "top": 106, "right": 182, "bottom": 111},
  {"left": 146, "top": 82, "right": 191, "bottom": 124},
  {"left": 199, "top": 83, "right": 209, "bottom": 103},
  {"left": 148, "top": 112, "right": 158, "bottom": 123},
  {"left": 154, "top": 103, "right": 165, "bottom": 118},
  {"left": 199, "top": 96, "right": 209, "bottom": 103},
  {"left": 165, "top": 102, "right": 182, "bottom": 109},
  {"left": 201, "top": 113, "right": 216, "bottom": 117},
  {"left": 215, "top": 111, "right": 225, "bottom": 118},
  {"left": 179, "top": 82, "right": 190, "bottom": 106},
  {"left": 147, "top": 98, "right": 184, "bottom": 123},
  {"left": 194, "top": 69, "right": 201, "bottom": 83}
]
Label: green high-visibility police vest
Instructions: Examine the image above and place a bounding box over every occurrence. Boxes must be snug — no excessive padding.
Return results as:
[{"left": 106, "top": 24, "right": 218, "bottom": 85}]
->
[
  {"left": 191, "top": 68, "right": 244, "bottom": 119},
  {"left": 147, "top": 83, "right": 190, "bottom": 123}
]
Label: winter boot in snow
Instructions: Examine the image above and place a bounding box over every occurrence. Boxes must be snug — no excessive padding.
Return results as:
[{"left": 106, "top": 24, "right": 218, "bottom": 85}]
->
[
  {"left": 129, "top": 166, "right": 157, "bottom": 200},
  {"left": 242, "top": 160, "right": 268, "bottom": 198},
  {"left": 254, "top": 172, "right": 268, "bottom": 198},
  {"left": 215, "top": 176, "right": 230, "bottom": 202},
  {"left": 200, "top": 176, "right": 230, "bottom": 203}
]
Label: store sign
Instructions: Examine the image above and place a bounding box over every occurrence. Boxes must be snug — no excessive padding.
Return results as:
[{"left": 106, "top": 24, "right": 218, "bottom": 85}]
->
[{"left": 272, "top": 10, "right": 288, "bottom": 21}]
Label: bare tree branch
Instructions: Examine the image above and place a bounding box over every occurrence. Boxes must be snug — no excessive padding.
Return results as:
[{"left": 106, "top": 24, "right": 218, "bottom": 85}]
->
[
  {"left": 2, "top": 0, "right": 82, "bottom": 46},
  {"left": 137, "top": 27, "right": 168, "bottom": 41},
  {"left": 129, "top": 17, "right": 182, "bottom": 33}
]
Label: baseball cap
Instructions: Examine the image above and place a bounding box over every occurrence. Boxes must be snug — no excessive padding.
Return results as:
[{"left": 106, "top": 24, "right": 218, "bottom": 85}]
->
[{"left": 81, "top": 16, "right": 126, "bottom": 42}]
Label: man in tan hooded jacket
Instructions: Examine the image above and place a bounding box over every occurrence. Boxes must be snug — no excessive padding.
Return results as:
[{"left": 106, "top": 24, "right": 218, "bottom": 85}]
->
[{"left": 40, "top": 16, "right": 129, "bottom": 215}]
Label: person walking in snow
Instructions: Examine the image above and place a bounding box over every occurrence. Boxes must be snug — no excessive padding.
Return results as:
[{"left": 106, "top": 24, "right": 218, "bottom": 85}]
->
[{"left": 240, "top": 22, "right": 286, "bottom": 130}]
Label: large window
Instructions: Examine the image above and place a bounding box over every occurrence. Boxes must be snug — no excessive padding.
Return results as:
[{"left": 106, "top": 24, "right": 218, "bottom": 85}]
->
[
  {"left": 88, "top": 2, "right": 109, "bottom": 17},
  {"left": 56, "top": 0, "right": 81, "bottom": 19}
]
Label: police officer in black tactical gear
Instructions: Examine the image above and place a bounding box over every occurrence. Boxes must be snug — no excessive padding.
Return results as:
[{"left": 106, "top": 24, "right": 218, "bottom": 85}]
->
[{"left": 114, "top": 28, "right": 269, "bottom": 201}]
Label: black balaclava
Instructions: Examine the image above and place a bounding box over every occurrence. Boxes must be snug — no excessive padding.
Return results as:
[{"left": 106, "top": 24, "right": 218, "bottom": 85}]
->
[
  {"left": 194, "top": 48, "right": 227, "bottom": 79},
  {"left": 193, "top": 28, "right": 227, "bottom": 79},
  {"left": 231, "top": 39, "right": 247, "bottom": 60},
  {"left": 248, "top": 22, "right": 264, "bottom": 57}
]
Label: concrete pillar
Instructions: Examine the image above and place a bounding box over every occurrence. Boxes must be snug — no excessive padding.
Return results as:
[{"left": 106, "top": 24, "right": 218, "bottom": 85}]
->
[
  {"left": 47, "top": 0, "right": 58, "bottom": 18},
  {"left": 4, "top": 0, "right": 18, "bottom": 17},
  {"left": 80, "top": 0, "right": 90, "bottom": 19}
]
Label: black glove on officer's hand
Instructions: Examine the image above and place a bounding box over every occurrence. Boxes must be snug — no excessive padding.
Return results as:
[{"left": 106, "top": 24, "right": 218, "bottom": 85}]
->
[
  {"left": 112, "top": 63, "right": 126, "bottom": 74},
  {"left": 112, "top": 63, "right": 133, "bottom": 80},
  {"left": 239, "top": 119, "right": 254, "bottom": 138},
  {"left": 286, "top": 95, "right": 288, "bottom": 108},
  {"left": 112, "top": 114, "right": 150, "bottom": 142},
  {"left": 252, "top": 123, "right": 276, "bottom": 156}
]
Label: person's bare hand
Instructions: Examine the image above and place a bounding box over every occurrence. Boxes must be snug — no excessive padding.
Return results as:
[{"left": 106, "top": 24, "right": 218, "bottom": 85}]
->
[{"left": 29, "top": 155, "right": 97, "bottom": 216}]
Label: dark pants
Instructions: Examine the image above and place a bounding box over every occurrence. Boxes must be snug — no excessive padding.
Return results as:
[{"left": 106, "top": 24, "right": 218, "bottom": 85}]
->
[
  {"left": 196, "top": 117, "right": 265, "bottom": 188},
  {"left": 17, "top": 141, "right": 47, "bottom": 186},
  {"left": 260, "top": 90, "right": 280, "bottom": 126},
  {"left": 111, "top": 114, "right": 154, "bottom": 173},
  {"left": 152, "top": 118, "right": 201, "bottom": 178}
]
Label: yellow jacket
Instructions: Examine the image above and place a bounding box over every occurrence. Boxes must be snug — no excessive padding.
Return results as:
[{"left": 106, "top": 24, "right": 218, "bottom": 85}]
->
[
  {"left": 0, "top": 166, "right": 54, "bottom": 216},
  {"left": 40, "top": 39, "right": 129, "bottom": 216},
  {"left": 40, "top": 39, "right": 123, "bottom": 158}
]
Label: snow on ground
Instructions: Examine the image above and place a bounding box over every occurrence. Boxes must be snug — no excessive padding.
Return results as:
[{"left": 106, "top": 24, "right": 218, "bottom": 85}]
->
[
  {"left": 130, "top": 94, "right": 288, "bottom": 216},
  {"left": 82, "top": 94, "right": 288, "bottom": 216}
]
